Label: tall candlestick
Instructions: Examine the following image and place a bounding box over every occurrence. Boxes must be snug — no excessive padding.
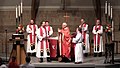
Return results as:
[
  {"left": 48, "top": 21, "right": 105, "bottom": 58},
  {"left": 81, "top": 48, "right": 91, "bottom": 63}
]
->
[
  {"left": 105, "top": 1, "right": 107, "bottom": 14},
  {"left": 111, "top": 6, "right": 112, "bottom": 19},
  {"left": 16, "top": 5, "right": 18, "bottom": 18},
  {"left": 108, "top": 3, "right": 111, "bottom": 16},
  {"left": 18, "top": 5, "right": 20, "bottom": 17},
  {"left": 21, "top": 0, "right": 23, "bottom": 14}
]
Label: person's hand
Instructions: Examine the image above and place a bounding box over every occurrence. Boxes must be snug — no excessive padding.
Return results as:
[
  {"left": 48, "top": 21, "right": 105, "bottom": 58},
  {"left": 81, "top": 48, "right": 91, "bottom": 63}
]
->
[{"left": 58, "top": 28, "right": 61, "bottom": 32}]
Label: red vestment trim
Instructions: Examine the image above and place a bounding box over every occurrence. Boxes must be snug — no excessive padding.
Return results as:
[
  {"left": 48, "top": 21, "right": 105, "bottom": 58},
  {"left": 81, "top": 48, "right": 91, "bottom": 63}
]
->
[
  {"left": 82, "top": 24, "right": 86, "bottom": 44},
  {"left": 94, "top": 25, "right": 101, "bottom": 46},
  {"left": 29, "top": 24, "right": 36, "bottom": 45},
  {"left": 40, "top": 27, "right": 49, "bottom": 51},
  {"left": 40, "top": 27, "right": 43, "bottom": 50}
]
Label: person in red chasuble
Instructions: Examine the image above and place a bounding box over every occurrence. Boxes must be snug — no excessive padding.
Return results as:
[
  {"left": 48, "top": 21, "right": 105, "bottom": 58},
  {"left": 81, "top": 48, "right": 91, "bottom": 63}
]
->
[
  {"left": 79, "top": 19, "right": 90, "bottom": 57},
  {"left": 92, "top": 19, "right": 103, "bottom": 57},
  {"left": 26, "top": 20, "right": 38, "bottom": 55},
  {"left": 36, "top": 21, "right": 51, "bottom": 62},
  {"left": 16, "top": 24, "right": 24, "bottom": 34},
  {"left": 58, "top": 22, "right": 71, "bottom": 62}
]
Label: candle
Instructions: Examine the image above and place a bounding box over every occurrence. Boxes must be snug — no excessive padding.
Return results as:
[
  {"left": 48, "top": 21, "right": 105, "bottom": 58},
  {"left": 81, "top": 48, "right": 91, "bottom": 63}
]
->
[
  {"left": 108, "top": 3, "right": 111, "bottom": 16},
  {"left": 111, "top": 6, "right": 112, "bottom": 19},
  {"left": 105, "top": 1, "right": 107, "bottom": 14},
  {"left": 18, "top": 5, "right": 20, "bottom": 17},
  {"left": 21, "top": 0, "right": 23, "bottom": 14},
  {"left": 16, "top": 5, "right": 18, "bottom": 18}
]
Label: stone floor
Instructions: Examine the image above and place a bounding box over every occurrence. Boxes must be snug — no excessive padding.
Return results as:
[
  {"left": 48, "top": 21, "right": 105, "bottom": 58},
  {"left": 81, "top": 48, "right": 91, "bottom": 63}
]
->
[{"left": 30, "top": 54, "right": 120, "bottom": 64}]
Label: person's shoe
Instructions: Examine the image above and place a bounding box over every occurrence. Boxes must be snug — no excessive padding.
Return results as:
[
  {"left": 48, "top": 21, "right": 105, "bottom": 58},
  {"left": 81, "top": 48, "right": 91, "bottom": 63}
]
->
[
  {"left": 94, "top": 53, "right": 97, "bottom": 57},
  {"left": 31, "top": 53, "right": 36, "bottom": 57},
  {"left": 39, "top": 58, "right": 43, "bottom": 63},
  {"left": 47, "top": 57, "right": 51, "bottom": 62},
  {"left": 74, "top": 62, "right": 82, "bottom": 64},
  {"left": 84, "top": 53, "right": 88, "bottom": 57},
  {"left": 27, "top": 53, "right": 31, "bottom": 56},
  {"left": 98, "top": 52, "right": 102, "bottom": 57}
]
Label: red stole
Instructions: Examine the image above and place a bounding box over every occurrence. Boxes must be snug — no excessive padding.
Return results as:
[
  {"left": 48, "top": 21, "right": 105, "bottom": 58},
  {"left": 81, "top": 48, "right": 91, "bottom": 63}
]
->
[
  {"left": 94, "top": 25, "right": 101, "bottom": 46},
  {"left": 29, "top": 24, "right": 36, "bottom": 45},
  {"left": 40, "top": 27, "right": 49, "bottom": 51},
  {"left": 81, "top": 23, "right": 87, "bottom": 44},
  {"left": 46, "top": 26, "right": 51, "bottom": 36}
]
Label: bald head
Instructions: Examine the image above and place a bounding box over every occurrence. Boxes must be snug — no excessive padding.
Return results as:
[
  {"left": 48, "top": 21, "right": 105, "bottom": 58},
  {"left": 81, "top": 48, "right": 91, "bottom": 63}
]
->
[{"left": 62, "top": 22, "right": 67, "bottom": 28}]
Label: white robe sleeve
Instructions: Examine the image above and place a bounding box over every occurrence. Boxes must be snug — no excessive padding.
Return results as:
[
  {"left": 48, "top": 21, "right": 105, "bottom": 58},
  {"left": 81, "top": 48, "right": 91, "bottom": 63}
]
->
[
  {"left": 35, "top": 25, "right": 38, "bottom": 30},
  {"left": 26, "top": 25, "right": 32, "bottom": 33},
  {"left": 72, "top": 33, "right": 82, "bottom": 43},
  {"left": 48, "top": 27, "right": 53, "bottom": 36},
  {"left": 36, "top": 29, "right": 43, "bottom": 41},
  {"left": 83, "top": 24, "right": 88, "bottom": 32},
  {"left": 92, "top": 26, "right": 97, "bottom": 34}
]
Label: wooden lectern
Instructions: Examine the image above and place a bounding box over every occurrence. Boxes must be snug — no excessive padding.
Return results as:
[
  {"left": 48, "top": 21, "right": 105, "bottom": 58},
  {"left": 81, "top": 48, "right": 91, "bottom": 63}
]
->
[{"left": 9, "top": 34, "right": 26, "bottom": 64}]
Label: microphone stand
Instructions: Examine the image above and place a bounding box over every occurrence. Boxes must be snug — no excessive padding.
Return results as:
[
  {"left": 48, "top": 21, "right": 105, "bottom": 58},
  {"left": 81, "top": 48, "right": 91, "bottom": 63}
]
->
[{"left": 5, "top": 29, "right": 7, "bottom": 63}]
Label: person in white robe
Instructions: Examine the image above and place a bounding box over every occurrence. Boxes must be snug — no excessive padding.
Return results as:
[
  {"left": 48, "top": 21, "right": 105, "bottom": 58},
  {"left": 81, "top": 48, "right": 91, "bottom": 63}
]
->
[
  {"left": 45, "top": 21, "right": 53, "bottom": 37},
  {"left": 72, "top": 28, "right": 83, "bottom": 64},
  {"left": 79, "top": 19, "right": 90, "bottom": 57},
  {"left": 45, "top": 21, "right": 53, "bottom": 61},
  {"left": 36, "top": 21, "right": 51, "bottom": 62},
  {"left": 26, "top": 20, "right": 38, "bottom": 55},
  {"left": 92, "top": 19, "right": 103, "bottom": 57}
]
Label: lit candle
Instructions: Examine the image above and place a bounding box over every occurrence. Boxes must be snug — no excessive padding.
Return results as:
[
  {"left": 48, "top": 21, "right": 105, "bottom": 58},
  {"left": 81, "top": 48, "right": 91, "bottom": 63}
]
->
[
  {"left": 21, "top": 0, "right": 23, "bottom": 14},
  {"left": 105, "top": 1, "right": 107, "bottom": 14},
  {"left": 16, "top": 5, "right": 18, "bottom": 18},
  {"left": 18, "top": 5, "right": 20, "bottom": 17},
  {"left": 108, "top": 3, "right": 111, "bottom": 16},
  {"left": 111, "top": 6, "right": 112, "bottom": 19}
]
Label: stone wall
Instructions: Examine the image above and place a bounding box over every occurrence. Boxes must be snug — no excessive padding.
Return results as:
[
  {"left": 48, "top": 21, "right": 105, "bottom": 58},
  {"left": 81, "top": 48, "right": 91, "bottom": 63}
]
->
[{"left": 0, "top": 7, "right": 120, "bottom": 57}]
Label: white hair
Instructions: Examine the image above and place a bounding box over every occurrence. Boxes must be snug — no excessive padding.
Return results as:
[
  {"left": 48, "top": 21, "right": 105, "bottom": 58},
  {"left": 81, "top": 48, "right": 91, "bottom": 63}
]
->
[{"left": 62, "top": 22, "right": 67, "bottom": 26}]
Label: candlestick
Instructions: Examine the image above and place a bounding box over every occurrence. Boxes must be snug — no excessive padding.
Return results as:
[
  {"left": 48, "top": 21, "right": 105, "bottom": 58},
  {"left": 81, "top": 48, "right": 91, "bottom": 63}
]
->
[
  {"left": 21, "top": 0, "right": 23, "bottom": 14},
  {"left": 16, "top": 5, "right": 18, "bottom": 18},
  {"left": 111, "top": 6, "right": 112, "bottom": 19},
  {"left": 18, "top": 5, "right": 20, "bottom": 17},
  {"left": 105, "top": 1, "right": 107, "bottom": 14},
  {"left": 108, "top": 3, "right": 111, "bottom": 16}
]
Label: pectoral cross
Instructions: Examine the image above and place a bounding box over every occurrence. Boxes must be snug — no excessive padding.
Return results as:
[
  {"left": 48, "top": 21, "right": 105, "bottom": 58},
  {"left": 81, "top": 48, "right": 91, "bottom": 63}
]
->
[{"left": 63, "top": 12, "right": 70, "bottom": 22}]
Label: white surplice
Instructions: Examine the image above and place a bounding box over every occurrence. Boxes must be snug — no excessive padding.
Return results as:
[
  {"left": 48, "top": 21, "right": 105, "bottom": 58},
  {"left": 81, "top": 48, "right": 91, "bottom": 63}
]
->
[
  {"left": 92, "top": 25, "right": 103, "bottom": 53},
  {"left": 72, "top": 32, "right": 83, "bottom": 62},
  {"left": 79, "top": 23, "right": 90, "bottom": 53},
  {"left": 26, "top": 24, "right": 38, "bottom": 53},
  {"left": 36, "top": 26, "right": 50, "bottom": 58}
]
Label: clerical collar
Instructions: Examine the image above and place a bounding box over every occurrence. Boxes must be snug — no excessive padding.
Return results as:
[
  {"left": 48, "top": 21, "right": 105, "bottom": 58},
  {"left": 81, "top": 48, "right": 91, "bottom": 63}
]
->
[{"left": 30, "top": 23, "right": 34, "bottom": 25}]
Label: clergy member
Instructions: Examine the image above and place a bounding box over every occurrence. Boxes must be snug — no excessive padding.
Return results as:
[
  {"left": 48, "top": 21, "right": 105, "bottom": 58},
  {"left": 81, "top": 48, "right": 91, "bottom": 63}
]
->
[
  {"left": 16, "top": 24, "right": 24, "bottom": 34},
  {"left": 45, "top": 21, "right": 53, "bottom": 38},
  {"left": 92, "top": 19, "right": 103, "bottom": 57},
  {"left": 36, "top": 21, "right": 51, "bottom": 62},
  {"left": 58, "top": 22, "right": 71, "bottom": 62},
  {"left": 72, "top": 28, "right": 83, "bottom": 64},
  {"left": 79, "top": 19, "right": 90, "bottom": 57},
  {"left": 26, "top": 20, "right": 38, "bottom": 55}
]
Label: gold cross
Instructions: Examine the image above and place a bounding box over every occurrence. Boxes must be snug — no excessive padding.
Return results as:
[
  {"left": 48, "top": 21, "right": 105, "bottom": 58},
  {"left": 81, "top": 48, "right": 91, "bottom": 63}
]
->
[{"left": 63, "top": 12, "right": 70, "bottom": 22}]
